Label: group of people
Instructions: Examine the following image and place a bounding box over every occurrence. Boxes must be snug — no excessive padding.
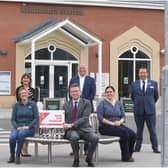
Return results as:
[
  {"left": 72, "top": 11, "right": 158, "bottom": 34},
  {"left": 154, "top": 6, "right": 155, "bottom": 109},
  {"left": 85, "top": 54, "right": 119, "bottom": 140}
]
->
[{"left": 7, "top": 65, "right": 160, "bottom": 167}]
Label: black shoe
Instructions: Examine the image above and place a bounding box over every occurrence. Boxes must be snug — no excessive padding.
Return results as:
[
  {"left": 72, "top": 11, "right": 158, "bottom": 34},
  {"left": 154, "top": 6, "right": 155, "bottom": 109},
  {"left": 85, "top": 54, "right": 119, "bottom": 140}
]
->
[
  {"left": 85, "top": 157, "right": 95, "bottom": 167},
  {"left": 15, "top": 156, "right": 21, "bottom": 164},
  {"left": 122, "top": 157, "right": 135, "bottom": 162},
  {"left": 8, "top": 155, "right": 15, "bottom": 163},
  {"left": 21, "top": 153, "right": 32, "bottom": 157},
  {"left": 72, "top": 159, "right": 79, "bottom": 167},
  {"left": 153, "top": 149, "right": 160, "bottom": 153}
]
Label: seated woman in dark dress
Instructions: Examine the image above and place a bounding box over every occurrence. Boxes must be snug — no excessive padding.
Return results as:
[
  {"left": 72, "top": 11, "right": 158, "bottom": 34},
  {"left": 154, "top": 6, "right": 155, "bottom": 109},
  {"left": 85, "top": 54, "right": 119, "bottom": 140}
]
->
[{"left": 97, "top": 86, "right": 136, "bottom": 162}]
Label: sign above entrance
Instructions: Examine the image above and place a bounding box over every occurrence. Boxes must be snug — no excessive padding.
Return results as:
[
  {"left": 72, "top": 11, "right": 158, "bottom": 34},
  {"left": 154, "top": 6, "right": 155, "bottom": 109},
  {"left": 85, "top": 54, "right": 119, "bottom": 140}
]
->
[{"left": 21, "top": 6, "right": 84, "bottom": 16}]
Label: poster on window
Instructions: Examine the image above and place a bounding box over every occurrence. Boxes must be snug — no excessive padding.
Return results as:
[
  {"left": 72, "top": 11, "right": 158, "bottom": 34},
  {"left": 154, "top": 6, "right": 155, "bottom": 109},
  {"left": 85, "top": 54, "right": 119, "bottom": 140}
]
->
[
  {"left": 96, "top": 73, "right": 109, "bottom": 95},
  {"left": 39, "top": 110, "right": 65, "bottom": 128},
  {"left": 0, "top": 71, "right": 11, "bottom": 95}
]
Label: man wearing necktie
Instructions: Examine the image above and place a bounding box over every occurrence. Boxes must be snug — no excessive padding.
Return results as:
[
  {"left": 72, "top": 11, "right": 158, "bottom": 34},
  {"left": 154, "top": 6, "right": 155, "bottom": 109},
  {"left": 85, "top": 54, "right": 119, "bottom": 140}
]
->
[
  {"left": 131, "top": 67, "right": 160, "bottom": 153},
  {"left": 69, "top": 64, "right": 96, "bottom": 155},
  {"left": 63, "top": 83, "right": 99, "bottom": 167}
]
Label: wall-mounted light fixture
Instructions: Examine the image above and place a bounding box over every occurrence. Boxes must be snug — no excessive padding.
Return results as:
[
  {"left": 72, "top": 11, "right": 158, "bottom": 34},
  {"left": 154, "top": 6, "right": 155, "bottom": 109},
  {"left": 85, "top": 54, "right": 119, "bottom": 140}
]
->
[{"left": 0, "top": 50, "right": 8, "bottom": 56}]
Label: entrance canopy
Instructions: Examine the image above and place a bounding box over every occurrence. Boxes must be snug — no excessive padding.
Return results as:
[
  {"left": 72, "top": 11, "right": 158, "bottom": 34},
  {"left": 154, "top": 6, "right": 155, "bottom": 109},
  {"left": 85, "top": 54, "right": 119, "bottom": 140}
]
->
[{"left": 13, "top": 18, "right": 103, "bottom": 97}]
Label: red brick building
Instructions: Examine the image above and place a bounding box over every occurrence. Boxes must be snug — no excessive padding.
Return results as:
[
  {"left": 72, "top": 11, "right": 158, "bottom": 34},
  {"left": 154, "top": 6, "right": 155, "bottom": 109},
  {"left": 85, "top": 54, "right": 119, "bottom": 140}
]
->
[{"left": 0, "top": 1, "right": 164, "bottom": 108}]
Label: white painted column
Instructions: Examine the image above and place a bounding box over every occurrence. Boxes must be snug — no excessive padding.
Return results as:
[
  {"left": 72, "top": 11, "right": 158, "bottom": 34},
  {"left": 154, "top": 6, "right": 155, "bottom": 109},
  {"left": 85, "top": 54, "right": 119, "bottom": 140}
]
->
[
  {"left": 98, "top": 42, "right": 102, "bottom": 98},
  {"left": 31, "top": 41, "right": 35, "bottom": 88}
]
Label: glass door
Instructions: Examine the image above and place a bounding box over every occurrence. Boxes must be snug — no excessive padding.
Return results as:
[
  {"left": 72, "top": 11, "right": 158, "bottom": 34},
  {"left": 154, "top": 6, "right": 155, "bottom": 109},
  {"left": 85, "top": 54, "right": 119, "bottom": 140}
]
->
[
  {"left": 35, "top": 63, "right": 72, "bottom": 101},
  {"left": 118, "top": 60, "right": 133, "bottom": 98},
  {"left": 54, "top": 66, "right": 68, "bottom": 98},
  {"left": 35, "top": 65, "right": 49, "bottom": 101}
]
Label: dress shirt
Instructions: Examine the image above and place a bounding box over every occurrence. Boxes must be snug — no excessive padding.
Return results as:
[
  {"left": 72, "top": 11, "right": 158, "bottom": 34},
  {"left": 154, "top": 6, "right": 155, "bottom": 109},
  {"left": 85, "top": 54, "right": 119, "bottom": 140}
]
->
[
  {"left": 79, "top": 75, "right": 85, "bottom": 93},
  {"left": 73, "top": 99, "right": 79, "bottom": 107},
  {"left": 140, "top": 79, "right": 147, "bottom": 92}
]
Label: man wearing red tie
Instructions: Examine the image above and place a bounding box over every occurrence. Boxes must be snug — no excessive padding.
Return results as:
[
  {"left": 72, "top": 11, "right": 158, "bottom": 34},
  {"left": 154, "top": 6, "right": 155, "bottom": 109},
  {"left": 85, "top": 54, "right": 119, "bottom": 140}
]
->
[
  {"left": 131, "top": 67, "right": 160, "bottom": 153},
  {"left": 63, "top": 83, "right": 98, "bottom": 167}
]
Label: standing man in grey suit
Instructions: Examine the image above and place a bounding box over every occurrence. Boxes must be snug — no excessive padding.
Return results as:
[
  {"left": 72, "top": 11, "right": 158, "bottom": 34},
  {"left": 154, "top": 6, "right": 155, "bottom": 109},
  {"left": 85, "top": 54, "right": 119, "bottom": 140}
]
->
[
  {"left": 131, "top": 67, "right": 160, "bottom": 153},
  {"left": 63, "top": 83, "right": 98, "bottom": 167}
]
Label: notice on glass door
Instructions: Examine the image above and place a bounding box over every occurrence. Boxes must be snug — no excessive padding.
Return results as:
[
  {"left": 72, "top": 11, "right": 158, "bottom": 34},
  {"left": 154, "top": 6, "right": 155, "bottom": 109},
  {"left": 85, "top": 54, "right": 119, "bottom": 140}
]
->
[{"left": 0, "top": 71, "right": 11, "bottom": 95}]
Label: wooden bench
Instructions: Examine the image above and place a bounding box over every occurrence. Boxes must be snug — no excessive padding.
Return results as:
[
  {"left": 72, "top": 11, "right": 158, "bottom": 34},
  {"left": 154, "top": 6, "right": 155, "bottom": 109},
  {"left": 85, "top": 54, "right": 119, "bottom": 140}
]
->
[{"left": 25, "top": 113, "right": 119, "bottom": 163}]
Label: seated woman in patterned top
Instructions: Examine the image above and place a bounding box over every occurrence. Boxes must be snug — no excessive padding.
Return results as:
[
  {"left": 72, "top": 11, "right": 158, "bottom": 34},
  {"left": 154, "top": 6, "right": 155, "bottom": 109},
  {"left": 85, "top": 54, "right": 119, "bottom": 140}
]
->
[{"left": 97, "top": 85, "right": 136, "bottom": 162}]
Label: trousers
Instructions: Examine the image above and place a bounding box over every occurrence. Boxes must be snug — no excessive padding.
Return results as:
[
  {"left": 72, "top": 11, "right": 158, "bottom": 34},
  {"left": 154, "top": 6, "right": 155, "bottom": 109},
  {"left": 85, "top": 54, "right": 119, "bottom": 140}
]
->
[
  {"left": 99, "top": 124, "right": 136, "bottom": 161},
  {"left": 134, "top": 114, "right": 158, "bottom": 150},
  {"left": 66, "top": 129, "right": 99, "bottom": 160},
  {"left": 9, "top": 128, "right": 35, "bottom": 156}
]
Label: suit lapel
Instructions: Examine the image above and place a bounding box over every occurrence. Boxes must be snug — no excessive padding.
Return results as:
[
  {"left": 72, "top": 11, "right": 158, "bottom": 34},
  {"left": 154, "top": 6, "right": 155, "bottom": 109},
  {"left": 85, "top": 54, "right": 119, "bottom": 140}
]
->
[
  {"left": 77, "top": 99, "right": 83, "bottom": 117},
  {"left": 69, "top": 101, "right": 73, "bottom": 118},
  {"left": 77, "top": 76, "right": 80, "bottom": 85},
  {"left": 138, "top": 80, "right": 142, "bottom": 92},
  {"left": 82, "top": 76, "right": 87, "bottom": 93}
]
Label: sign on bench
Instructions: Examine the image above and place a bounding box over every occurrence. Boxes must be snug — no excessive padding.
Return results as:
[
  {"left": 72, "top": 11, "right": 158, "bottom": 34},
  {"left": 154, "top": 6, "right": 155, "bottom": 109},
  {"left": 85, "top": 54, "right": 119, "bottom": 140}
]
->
[{"left": 39, "top": 110, "right": 65, "bottom": 138}]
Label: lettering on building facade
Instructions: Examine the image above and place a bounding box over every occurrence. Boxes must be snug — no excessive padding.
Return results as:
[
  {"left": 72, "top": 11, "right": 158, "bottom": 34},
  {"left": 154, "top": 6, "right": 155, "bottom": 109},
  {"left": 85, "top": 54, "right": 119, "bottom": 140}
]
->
[{"left": 21, "top": 7, "right": 84, "bottom": 16}]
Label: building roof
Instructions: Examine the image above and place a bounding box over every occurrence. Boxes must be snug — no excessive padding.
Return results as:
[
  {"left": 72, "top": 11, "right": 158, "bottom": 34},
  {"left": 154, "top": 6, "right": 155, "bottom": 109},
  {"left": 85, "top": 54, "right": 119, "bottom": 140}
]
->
[
  {"left": 1, "top": 0, "right": 165, "bottom": 10},
  {"left": 12, "top": 18, "right": 102, "bottom": 46}
]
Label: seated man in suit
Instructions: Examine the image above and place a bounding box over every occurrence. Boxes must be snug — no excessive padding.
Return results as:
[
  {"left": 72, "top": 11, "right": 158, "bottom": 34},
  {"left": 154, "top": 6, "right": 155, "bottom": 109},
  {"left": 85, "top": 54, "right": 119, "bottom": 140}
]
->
[{"left": 63, "top": 83, "right": 99, "bottom": 167}]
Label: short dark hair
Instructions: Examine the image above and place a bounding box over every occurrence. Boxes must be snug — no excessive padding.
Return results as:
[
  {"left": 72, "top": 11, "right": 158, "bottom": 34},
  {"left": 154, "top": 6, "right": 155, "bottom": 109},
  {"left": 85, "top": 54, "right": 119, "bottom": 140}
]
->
[
  {"left": 70, "top": 83, "right": 80, "bottom": 89},
  {"left": 105, "top": 86, "right": 115, "bottom": 92},
  {"left": 139, "top": 66, "right": 147, "bottom": 71}
]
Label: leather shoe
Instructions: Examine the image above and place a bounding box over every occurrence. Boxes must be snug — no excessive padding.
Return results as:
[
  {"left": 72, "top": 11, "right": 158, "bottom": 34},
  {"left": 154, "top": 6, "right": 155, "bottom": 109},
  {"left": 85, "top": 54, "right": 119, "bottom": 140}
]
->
[
  {"left": 122, "top": 157, "right": 135, "bottom": 162},
  {"left": 153, "top": 149, "right": 160, "bottom": 153},
  {"left": 15, "top": 156, "right": 21, "bottom": 164},
  {"left": 72, "top": 159, "right": 79, "bottom": 167},
  {"left": 8, "top": 155, "right": 15, "bottom": 163},
  {"left": 85, "top": 157, "right": 95, "bottom": 167}
]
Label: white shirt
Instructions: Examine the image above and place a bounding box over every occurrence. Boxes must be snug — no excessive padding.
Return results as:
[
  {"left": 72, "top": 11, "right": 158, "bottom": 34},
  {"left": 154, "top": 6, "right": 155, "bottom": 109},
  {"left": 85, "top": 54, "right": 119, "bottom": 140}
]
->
[
  {"left": 73, "top": 99, "right": 79, "bottom": 108},
  {"left": 79, "top": 76, "right": 85, "bottom": 93},
  {"left": 140, "top": 79, "right": 147, "bottom": 92}
]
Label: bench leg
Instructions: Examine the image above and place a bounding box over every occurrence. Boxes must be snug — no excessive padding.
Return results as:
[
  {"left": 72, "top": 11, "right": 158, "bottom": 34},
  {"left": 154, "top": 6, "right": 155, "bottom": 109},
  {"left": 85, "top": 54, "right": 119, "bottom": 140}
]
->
[
  {"left": 34, "top": 142, "right": 38, "bottom": 157},
  {"left": 94, "top": 144, "right": 98, "bottom": 163},
  {"left": 48, "top": 143, "right": 52, "bottom": 163},
  {"left": 79, "top": 143, "right": 84, "bottom": 156}
]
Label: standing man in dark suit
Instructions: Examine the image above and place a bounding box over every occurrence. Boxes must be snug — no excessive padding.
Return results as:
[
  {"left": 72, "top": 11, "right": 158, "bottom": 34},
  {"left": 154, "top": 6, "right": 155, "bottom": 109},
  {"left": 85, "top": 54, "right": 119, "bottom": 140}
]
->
[
  {"left": 63, "top": 83, "right": 98, "bottom": 167},
  {"left": 69, "top": 64, "right": 96, "bottom": 155},
  {"left": 131, "top": 67, "right": 160, "bottom": 153},
  {"left": 69, "top": 64, "right": 96, "bottom": 113}
]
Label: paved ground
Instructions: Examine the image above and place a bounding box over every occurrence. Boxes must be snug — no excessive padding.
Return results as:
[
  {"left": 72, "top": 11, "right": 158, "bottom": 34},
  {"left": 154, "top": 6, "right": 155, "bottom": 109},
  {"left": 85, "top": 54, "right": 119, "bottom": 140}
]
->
[
  {"left": 0, "top": 108, "right": 163, "bottom": 167},
  {"left": 0, "top": 143, "right": 161, "bottom": 167}
]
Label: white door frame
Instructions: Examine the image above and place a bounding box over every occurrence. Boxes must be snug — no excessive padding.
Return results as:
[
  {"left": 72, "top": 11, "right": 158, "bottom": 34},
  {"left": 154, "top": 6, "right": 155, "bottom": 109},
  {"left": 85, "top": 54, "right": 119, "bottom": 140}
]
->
[{"left": 34, "top": 60, "right": 78, "bottom": 98}]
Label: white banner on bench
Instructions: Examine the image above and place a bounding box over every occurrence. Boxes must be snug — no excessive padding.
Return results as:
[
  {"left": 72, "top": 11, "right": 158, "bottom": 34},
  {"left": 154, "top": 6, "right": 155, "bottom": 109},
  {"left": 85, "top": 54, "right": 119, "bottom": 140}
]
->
[{"left": 40, "top": 110, "right": 65, "bottom": 128}]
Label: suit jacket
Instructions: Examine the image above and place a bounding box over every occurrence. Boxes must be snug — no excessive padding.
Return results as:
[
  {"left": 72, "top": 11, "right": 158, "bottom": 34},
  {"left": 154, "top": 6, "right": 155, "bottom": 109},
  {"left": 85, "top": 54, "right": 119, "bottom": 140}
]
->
[
  {"left": 63, "top": 98, "right": 94, "bottom": 133},
  {"left": 131, "top": 80, "right": 159, "bottom": 115},
  {"left": 69, "top": 75, "right": 96, "bottom": 101}
]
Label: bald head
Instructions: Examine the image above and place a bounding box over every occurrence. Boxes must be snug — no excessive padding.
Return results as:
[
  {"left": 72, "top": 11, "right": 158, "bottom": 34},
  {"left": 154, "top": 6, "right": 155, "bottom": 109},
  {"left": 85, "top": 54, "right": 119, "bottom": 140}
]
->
[{"left": 78, "top": 64, "right": 87, "bottom": 77}]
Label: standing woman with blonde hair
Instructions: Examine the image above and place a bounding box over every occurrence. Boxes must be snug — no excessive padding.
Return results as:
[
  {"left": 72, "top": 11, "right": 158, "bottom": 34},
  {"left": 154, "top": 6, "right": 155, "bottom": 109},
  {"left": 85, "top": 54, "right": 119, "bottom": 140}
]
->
[{"left": 16, "top": 73, "right": 38, "bottom": 157}]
